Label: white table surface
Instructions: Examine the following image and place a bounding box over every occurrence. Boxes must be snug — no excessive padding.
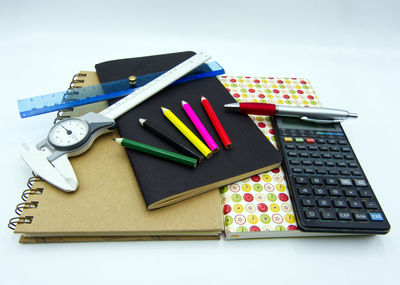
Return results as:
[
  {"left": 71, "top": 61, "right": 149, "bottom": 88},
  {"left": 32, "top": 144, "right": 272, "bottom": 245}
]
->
[{"left": 1, "top": 0, "right": 399, "bottom": 284}]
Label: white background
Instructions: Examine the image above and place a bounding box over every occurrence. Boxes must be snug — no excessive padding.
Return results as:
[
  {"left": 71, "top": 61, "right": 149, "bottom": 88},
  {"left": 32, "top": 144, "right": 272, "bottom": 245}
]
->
[{"left": 1, "top": 0, "right": 399, "bottom": 284}]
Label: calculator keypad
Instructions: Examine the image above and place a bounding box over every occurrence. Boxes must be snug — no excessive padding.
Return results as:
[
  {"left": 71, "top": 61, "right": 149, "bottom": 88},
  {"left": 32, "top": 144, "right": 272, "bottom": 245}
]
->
[{"left": 275, "top": 126, "right": 390, "bottom": 234}]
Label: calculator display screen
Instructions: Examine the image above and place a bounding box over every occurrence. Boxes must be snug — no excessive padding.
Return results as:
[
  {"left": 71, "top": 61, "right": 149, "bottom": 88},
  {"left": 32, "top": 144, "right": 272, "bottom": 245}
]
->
[{"left": 280, "top": 117, "right": 338, "bottom": 131}]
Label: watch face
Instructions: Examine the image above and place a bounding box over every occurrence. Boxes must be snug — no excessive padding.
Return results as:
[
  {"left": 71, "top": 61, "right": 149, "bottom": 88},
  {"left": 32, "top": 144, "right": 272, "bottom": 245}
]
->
[{"left": 48, "top": 118, "right": 90, "bottom": 149}]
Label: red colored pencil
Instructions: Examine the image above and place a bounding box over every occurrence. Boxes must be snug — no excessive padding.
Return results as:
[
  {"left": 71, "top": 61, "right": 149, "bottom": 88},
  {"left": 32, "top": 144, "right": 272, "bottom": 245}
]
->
[{"left": 201, "top": 96, "right": 232, "bottom": 149}]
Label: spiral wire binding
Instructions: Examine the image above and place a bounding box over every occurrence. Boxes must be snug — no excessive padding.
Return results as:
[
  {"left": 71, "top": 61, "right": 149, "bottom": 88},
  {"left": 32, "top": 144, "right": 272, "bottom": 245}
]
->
[
  {"left": 54, "top": 73, "right": 87, "bottom": 124},
  {"left": 9, "top": 73, "right": 86, "bottom": 230},
  {"left": 8, "top": 172, "right": 42, "bottom": 230}
]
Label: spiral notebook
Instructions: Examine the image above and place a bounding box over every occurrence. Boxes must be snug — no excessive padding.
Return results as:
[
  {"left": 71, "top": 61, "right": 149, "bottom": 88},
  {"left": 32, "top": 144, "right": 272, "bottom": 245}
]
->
[{"left": 9, "top": 71, "right": 223, "bottom": 243}]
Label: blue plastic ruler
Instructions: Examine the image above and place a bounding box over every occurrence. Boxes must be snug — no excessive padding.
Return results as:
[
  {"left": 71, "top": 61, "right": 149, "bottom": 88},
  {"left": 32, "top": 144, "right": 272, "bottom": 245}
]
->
[{"left": 18, "top": 61, "right": 224, "bottom": 118}]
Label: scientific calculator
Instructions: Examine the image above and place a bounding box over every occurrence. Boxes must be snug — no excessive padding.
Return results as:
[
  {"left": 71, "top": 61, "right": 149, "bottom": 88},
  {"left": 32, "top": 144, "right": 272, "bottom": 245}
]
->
[{"left": 273, "top": 116, "right": 390, "bottom": 234}]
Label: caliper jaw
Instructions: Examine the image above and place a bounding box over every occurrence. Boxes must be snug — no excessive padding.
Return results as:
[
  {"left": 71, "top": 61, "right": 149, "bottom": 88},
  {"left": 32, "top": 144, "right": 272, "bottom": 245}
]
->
[
  {"left": 21, "top": 112, "right": 115, "bottom": 192},
  {"left": 21, "top": 144, "right": 78, "bottom": 191}
]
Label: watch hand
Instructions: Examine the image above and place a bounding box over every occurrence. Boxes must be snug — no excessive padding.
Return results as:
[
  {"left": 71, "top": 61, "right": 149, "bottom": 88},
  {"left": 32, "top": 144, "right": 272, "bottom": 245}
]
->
[{"left": 61, "top": 126, "right": 72, "bottom": 135}]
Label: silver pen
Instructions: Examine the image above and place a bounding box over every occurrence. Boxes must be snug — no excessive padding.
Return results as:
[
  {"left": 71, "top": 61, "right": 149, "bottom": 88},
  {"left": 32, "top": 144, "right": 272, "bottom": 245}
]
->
[{"left": 224, "top": 102, "right": 358, "bottom": 123}]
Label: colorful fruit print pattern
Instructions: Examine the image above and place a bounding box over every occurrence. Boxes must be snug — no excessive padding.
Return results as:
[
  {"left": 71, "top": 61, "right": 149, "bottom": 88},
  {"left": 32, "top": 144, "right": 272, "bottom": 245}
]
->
[{"left": 218, "top": 76, "right": 322, "bottom": 236}]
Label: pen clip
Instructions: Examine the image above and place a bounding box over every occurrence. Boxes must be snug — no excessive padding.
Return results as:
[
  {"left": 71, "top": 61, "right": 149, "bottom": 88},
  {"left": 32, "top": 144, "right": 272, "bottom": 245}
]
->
[{"left": 300, "top": 116, "right": 344, "bottom": 124}]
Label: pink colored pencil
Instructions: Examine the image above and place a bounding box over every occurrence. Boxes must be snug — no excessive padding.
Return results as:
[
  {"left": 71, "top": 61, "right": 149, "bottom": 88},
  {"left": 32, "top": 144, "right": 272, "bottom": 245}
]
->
[{"left": 182, "top": 100, "right": 219, "bottom": 153}]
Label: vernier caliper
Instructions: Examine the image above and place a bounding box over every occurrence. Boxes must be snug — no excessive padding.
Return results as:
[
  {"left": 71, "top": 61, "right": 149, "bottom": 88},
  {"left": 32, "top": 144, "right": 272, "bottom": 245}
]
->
[{"left": 21, "top": 52, "right": 211, "bottom": 192}]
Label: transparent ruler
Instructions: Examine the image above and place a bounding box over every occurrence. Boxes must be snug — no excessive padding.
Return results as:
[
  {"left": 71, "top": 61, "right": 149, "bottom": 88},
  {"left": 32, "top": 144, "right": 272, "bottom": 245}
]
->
[{"left": 18, "top": 61, "right": 223, "bottom": 118}]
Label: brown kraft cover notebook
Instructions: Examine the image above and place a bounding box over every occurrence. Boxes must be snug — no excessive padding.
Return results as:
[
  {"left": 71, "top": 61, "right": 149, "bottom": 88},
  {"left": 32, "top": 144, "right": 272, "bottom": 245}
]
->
[
  {"left": 95, "top": 51, "right": 282, "bottom": 209},
  {"left": 12, "top": 71, "right": 223, "bottom": 243}
]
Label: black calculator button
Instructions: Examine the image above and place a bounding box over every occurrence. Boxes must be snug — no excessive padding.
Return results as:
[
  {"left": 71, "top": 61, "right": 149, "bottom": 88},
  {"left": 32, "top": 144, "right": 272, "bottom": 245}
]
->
[
  {"left": 310, "top": 177, "right": 324, "bottom": 185},
  {"left": 329, "top": 189, "right": 342, "bottom": 196},
  {"left": 354, "top": 212, "right": 369, "bottom": 221},
  {"left": 337, "top": 140, "right": 347, "bottom": 145},
  {"left": 321, "top": 211, "right": 336, "bottom": 220},
  {"left": 310, "top": 153, "right": 320, "bottom": 158},
  {"left": 341, "top": 147, "right": 351, "bottom": 152},
  {"left": 299, "top": 152, "right": 309, "bottom": 157},
  {"left": 339, "top": 170, "right": 351, "bottom": 176},
  {"left": 348, "top": 162, "right": 358, "bottom": 168},
  {"left": 317, "top": 199, "right": 331, "bottom": 207},
  {"left": 289, "top": 160, "right": 300, "bottom": 165},
  {"left": 314, "top": 161, "right": 324, "bottom": 166},
  {"left": 322, "top": 154, "right": 332, "bottom": 159},
  {"left": 319, "top": 146, "right": 329, "bottom": 151},
  {"left": 328, "top": 169, "right": 339, "bottom": 175},
  {"left": 351, "top": 170, "right": 362, "bottom": 176},
  {"left": 327, "top": 139, "right": 336, "bottom": 144},
  {"left": 313, "top": 188, "right": 327, "bottom": 196},
  {"left": 304, "top": 169, "right": 315, "bottom": 174},
  {"left": 337, "top": 211, "right": 352, "bottom": 220},
  {"left": 325, "top": 178, "right": 337, "bottom": 185},
  {"left": 339, "top": 178, "right": 352, "bottom": 186},
  {"left": 333, "top": 154, "right": 343, "bottom": 159},
  {"left": 354, "top": 179, "right": 368, "bottom": 187},
  {"left": 297, "top": 145, "right": 307, "bottom": 150},
  {"left": 302, "top": 198, "right": 316, "bottom": 207},
  {"left": 288, "top": 152, "right": 297, "bottom": 157},
  {"left": 285, "top": 145, "right": 295, "bottom": 150},
  {"left": 292, "top": 168, "right": 303, "bottom": 173},
  {"left": 336, "top": 162, "right": 346, "bottom": 167},
  {"left": 325, "top": 162, "right": 335, "bottom": 167},
  {"left": 295, "top": 177, "right": 308, "bottom": 184},
  {"left": 349, "top": 200, "right": 363, "bottom": 209},
  {"left": 308, "top": 146, "right": 318, "bottom": 151},
  {"left": 302, "top": 160, "right": 312, "bottom": 165},
  {"left": 316, "top": 169, "right": 327, "bottom": 174},
  {"left": 333, "top": 199, "right": 347, "bottom": 208},
  {"left": 365, "top": 201, "right": 378, "bottom": 209},
  {"left": 344, "top": 154, "right": 354, "bottom": 160},
  {"left": 359, "top": 190, "right": 373, "bottom": 198},
  {"left": 344, "top": 189, "right": 358, "bottom": 197},
  {"left": 298, "top": 187, "right": 312, "bottom": 195},
  {"left": 316, "top": 139, "right": 326, "bottom": 144},
  {"left": 330, "top": 147, "right": 340, "bottom": 152},
  {"left": 305, "top": 210, "right": 319, "bottom": 219}
]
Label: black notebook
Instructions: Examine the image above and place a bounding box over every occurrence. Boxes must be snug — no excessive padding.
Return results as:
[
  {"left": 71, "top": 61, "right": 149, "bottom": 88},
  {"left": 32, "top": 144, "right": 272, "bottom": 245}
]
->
[{"left": 95, "top": 51, "right": 282, "bottom": 209}]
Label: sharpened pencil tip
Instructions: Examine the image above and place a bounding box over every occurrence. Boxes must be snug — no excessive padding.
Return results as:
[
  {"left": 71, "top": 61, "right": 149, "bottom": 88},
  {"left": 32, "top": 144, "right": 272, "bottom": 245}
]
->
[
  {"left": 181, "top": 100, "right": 187, "bottom": 105},
  {"left": 161, "top": 106, "right": 168, "bottom": 112},
  {"left": 112, "top": 138, "right": 122, "bottom": 144},
  {"left": 201, "top": 96, "right": 206, "bottom": 101},
  {"left": 139, "top": 118, "right": 146, "bottom": 126}
]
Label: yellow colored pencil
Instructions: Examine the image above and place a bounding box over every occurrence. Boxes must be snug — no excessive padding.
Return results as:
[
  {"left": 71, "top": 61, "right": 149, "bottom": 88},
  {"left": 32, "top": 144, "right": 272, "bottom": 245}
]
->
[{"left": 161, "top": 107, "right": 213, "bottom": 159}]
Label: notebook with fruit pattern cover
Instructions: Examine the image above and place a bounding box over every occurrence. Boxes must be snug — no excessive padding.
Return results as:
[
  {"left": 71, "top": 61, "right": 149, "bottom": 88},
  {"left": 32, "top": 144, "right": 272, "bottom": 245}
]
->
[{"left": 218, "top": 75, "right": 339, "bottom": 239}]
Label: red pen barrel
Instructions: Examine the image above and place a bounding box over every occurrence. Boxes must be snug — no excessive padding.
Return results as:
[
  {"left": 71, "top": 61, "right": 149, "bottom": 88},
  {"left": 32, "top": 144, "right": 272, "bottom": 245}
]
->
[{"left": 239, "top": 103, "right": 276, "bottom": 116}]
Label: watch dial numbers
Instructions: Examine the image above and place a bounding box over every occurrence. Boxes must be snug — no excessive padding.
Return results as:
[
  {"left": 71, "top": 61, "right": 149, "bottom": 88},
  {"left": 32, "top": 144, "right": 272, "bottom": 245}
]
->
[{"left": 49, "top": 119, "right": 89, "bottom": 148}]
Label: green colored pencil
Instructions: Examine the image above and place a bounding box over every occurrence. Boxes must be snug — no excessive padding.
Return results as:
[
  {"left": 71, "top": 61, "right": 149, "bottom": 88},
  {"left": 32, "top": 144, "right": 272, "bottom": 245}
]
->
[{"left": 113, "top": 138, "right": 197, "bottom": 168}]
